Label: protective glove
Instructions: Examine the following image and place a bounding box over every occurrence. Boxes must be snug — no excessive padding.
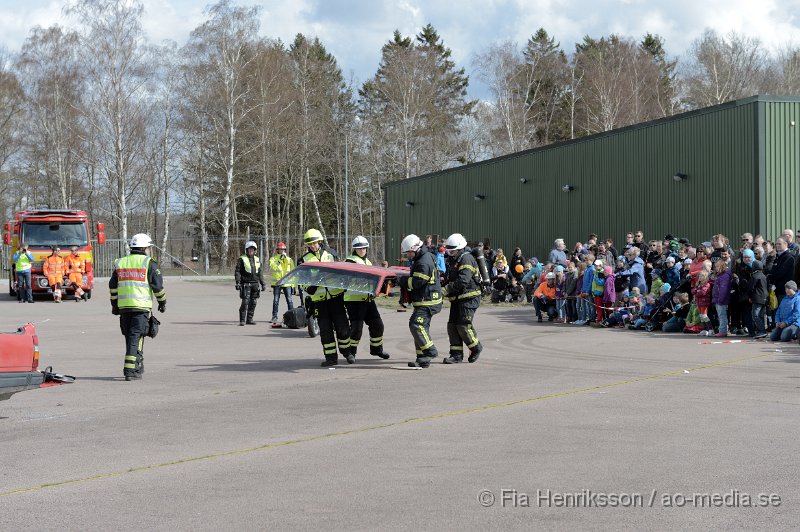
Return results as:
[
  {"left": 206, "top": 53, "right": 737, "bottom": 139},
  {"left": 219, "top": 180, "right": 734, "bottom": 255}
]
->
[
  {"left": 158, "top": 300, "right": 166, "bottom": 313},
  {"left": 111, "top": 305, "right": 120, "bottom": 316},
  {"left": 235, "top": 284, "right": 241, "bottom": 291}
]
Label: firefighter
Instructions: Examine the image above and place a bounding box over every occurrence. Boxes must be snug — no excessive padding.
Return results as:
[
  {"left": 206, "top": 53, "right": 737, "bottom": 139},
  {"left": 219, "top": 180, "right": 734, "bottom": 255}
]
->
[
  {"left": 441, "top": 233, "right": 483, "bottom": 364},
  {"left": 344, "top": 236, "right": 389, "bottom": 360},
  {"left": 235, "top": 241, "right": 266, "bottom": 326},
  {"left": 65, "top": 246, "right": 89, "bottom": 302},
  {"left": 399, "top": 234, "right": 442, "bottom": 368},
  {"left": 301, "top": 228, "right": 352, "bottom": 366},
  {"left": 109, "top": 233, "right": 166, "bottom": 381},
  {"left": 12, "top": 243, "right": 34, "bottom": 303},
  {"left": 43, "top": 246, "right": 65, "bottom": 303},
  {"left": 269, "top": 241, "right": 295, "bottom": 324}
]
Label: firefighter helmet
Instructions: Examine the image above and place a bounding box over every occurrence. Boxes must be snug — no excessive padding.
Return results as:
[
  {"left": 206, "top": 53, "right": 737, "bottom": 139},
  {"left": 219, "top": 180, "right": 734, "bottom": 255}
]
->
[
  {"left": 400, "top": 234, "right": 422, "bottom": 254},
  {"left": 130, "top": 233, "right": 153, "bottom": 248},
  {"left": 276, "top": 242, "right": 287, "bottom": 250},
  {"left": 351, "top": 236, "right": 369, "bottom": 249},
  {"left": 245, "top": 240, "right": 257, "bottom": 250},
  {"left": 445, "top": 233, "right": 467, "bottom": 256},
  {"left": 303, "top": 228, "right": 323, "bottom": 245}
]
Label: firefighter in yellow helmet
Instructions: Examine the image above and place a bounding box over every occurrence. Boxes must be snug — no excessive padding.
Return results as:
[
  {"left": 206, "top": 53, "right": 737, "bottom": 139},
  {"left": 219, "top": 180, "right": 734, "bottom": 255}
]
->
[
  {"left": 344, "top": 236, "right": 389, "bottom": 360},
  {"left": 300, "top": 228, "right": 352, "bottom": 366}
]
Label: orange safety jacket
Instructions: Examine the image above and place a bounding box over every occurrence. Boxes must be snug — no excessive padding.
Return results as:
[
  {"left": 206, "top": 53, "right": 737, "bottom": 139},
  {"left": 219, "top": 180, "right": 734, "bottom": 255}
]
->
[
  {"left": 533, "top": 282, "right": 557, "bottom": 301},
  {"left": 43, "top": 255, "right": 65, "bottom": 276},
  {"left": 65, "top": 254, "right": 85, "bottom": 274}
]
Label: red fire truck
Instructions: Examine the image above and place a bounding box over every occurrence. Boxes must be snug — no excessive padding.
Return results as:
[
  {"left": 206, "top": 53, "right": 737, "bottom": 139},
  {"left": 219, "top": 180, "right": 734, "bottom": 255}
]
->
[{"left": 4, "top": 209, "right": 106, "bottom": 299}]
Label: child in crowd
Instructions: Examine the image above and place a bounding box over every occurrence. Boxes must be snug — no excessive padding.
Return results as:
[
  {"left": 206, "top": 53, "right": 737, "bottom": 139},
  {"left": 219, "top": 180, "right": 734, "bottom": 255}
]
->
[
  {"left": 692, "top": 271, "right": 714, "bottom": 335},
  {"left": 711, "top": 259, "right": 732, "bottom": 336},
  {"left": 523, "top": 263, "right": 535, "bottom": 303},
  {"left": 590, "top": 261, "right": 607, "bottom": 323},
  {"left": 663, "top": 292, "right": 691, "bottom": 332},
  {"left": 630, "top": 295, "right": 656, "bottom": 330},
  {"left": 555, "top": 265, "right": 566, "bottom": 321},
  {"left": 564, "top": 261, "right": 579, "bottom": 323},
  {"left": 649, "top": 269, "right": 664, "bottom": 300}
]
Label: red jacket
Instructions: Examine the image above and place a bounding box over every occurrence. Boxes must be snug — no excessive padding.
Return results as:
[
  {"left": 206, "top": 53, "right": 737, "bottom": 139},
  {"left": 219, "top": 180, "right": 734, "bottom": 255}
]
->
[{"left": 692, "top": 280, "right": 713, "bottom": 308}]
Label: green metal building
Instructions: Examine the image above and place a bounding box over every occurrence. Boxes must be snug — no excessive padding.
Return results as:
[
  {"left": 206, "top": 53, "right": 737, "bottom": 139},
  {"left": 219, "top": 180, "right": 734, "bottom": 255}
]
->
[{"left": 383, "top": 95, "right": 800, "bottom": 261}]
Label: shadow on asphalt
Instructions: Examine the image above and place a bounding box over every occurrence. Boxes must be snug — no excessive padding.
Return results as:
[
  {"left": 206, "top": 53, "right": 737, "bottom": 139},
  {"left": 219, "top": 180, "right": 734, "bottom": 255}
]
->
[
  {"left": 78, "top": 376, "right": 129, "bottom": 381},
  {"left": 180, "top": 357, "right": 397, "bottom": 373}
]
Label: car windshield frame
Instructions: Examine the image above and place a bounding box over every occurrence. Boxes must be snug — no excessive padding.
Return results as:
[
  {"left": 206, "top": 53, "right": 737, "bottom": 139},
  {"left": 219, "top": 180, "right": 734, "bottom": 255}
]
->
[{"left": 21, "top": 222, "right": 89, "bottom": 248}]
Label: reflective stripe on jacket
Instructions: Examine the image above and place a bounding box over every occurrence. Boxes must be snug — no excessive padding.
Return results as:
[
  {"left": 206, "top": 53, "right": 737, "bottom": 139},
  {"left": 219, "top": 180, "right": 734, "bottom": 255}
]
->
[
  {"left": 44, "top": 255, "right": 65, "bottom": 276},
  {"left": 240, "top": 255, "right": 261, "bottom": 275},
  {"left": 115, "top": 254, "right": 153, "bottom": 310},
  {"left": 65, "top": 254, "right": 85, "bottom": 274},
  {"left": 302, "top": 249, "right": 343, "bottom": 301}
]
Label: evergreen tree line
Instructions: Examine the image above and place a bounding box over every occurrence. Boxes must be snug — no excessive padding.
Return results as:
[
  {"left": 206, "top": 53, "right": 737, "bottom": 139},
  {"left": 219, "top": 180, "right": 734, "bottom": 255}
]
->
[{"left": 0, "top": 0, "right": 797, "bottom": 269}]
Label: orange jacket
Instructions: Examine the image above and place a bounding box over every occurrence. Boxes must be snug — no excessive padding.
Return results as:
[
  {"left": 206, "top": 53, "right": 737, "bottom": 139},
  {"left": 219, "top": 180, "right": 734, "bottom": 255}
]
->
[
  {"left": 65, "top": 254, "right": 85, "bottom": 274},
  {"left": 43, "top": 255, "right": 65, "bottom": 276},
  {"left": 534, "top": 282, "right": 557, "bottom": 301}
]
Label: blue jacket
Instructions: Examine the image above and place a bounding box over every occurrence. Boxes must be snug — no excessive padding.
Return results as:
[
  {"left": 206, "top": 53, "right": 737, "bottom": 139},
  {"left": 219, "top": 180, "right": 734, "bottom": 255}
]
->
[
  {"left": 580, "top": 268, "right": 595, "bottom": 294},
  {"left": 665, "top": 264, "right": 682, "bottom": 287},
  {"left": 775, "top": 293, "right": 800, "bottom": 327},
  {"left": 618, "top": 257, "right": 646, "bottom": 294},
  {"left": 435, "top": 251, "right": 446, "bottom": 274},
  {"left": 521, "top": 264, "right": 542, "bottom": 284}
]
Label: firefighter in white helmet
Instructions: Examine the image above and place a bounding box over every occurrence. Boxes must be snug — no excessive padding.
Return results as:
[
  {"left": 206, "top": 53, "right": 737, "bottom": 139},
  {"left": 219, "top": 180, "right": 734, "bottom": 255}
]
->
[
  {"left": 398, "top": 234, "right": 442, "bottom": 368},
  {"left": 344, "top": 236, "right": 389, "bottom": 360},
  {"left": 109, "top": 233, "right": 166, "bottom": 381},
  {"left": 235, "top": 240, "right": 266, "bottom": 326},
  {"left": 441, "top": 233, "right": 483, "bottom": 364}
]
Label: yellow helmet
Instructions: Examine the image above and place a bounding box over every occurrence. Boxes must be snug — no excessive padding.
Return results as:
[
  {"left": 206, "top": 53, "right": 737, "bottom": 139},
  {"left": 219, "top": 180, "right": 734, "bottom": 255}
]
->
[{"left": 303, "top": 228, "right": 323, "bottom": 245}]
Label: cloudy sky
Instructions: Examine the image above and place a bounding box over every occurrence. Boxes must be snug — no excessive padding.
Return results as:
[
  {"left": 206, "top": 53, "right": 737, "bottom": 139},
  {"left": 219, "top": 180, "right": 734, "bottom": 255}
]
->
[{"left": 2, "top": 0, "right": 799, "bottom": 98}]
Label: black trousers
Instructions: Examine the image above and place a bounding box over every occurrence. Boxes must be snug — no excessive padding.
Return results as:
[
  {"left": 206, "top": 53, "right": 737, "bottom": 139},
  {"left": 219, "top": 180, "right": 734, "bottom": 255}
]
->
[
  {"left": 409, "top": 303, "right": 442, "bottom": 359},
  {"left": 239, "top": 282, "right": 260, "bottom": 322},
  {"left": 534, "top": 298, "right": 558, "bottom": 319},
  {"left": 345, "top": 299, "right": 384, "bottom": 355},
  {"left": 313, "top": 294, "right": 351, "bottom": 362},
  {"left": 447, "top": 297, "right": 481, "bottom": 358},
  {"left": 120, "top": 311, "right": 149, "bottom": 376}
]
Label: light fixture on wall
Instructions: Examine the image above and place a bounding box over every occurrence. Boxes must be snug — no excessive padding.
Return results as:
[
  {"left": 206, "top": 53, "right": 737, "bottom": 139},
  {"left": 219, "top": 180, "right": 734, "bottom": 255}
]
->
[
  {"left": 405, "top": 201, "right": 415, "bottom": 208},
  {"left": 519, "top": 178, "right": 528, "bottom": 184},
  {"left": 561, "top": 184, "right": 575, "bottom": 193},
  {"left": 474, "top": 194, "right": 486, "bottom": 201},
  {"left": 672, "top": 172, "right": 688, "bottom": 182}
]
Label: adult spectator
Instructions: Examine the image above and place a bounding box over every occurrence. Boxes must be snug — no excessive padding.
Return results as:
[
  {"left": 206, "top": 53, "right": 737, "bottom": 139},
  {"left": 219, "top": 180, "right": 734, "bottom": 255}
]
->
[
  {"left": 509, "top": 247, "right": 526, "bottom": 281},
  {"left": 584, "top": 233, "right": 598, "bottom": 249},
  {"left": 763, "top": 241, "right": 776, "bottom": 275},
  {"left": 740, "top": 233, "right": 754, "bottom": 251},
  {"left": 617, "top": 247, "right": 647, "bottom": 295},
  {"left": 632, "top": 230, "right": 646, "bottom": 252},
  {"left": 490, "top": 258, "right": 511, "bottom": 303},
  {"left": 548, "top": 238, "right": 568, "bottom": 267},
  {"left": 483, "top": 240, "right": 496, "bottom": 270},
  {"left": 782, "top": 229, "right": 798, "bottom": 255},
  {"left": 605, "top": 238, "right": 618, "bottom": 260},
  {"left": 770, "top": 237, "right": 796, "bottom": 304},
  {"left": 596, "top": 242, "right": 614, "bottom": 266},
  {"left": 12, "top": 242, "right": 35, "bottom": 303},
  {"left": 623, "top": 232, "right": 635, "bottom": 251},
  {"left": 770, "top": 281, "right": 800, "bottom": 342}
]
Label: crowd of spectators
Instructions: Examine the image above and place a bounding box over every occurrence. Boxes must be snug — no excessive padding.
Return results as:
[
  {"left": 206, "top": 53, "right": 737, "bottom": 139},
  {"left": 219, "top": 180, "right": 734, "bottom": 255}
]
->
[{"left": 478, "top": 229, "right": 800, "bottom": 342}]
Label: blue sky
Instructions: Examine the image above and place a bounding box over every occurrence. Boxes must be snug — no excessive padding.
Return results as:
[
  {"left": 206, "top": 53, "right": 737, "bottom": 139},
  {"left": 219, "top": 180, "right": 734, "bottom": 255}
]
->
[{"left": 2, "top": 0, "right": 799, "bottom": 98}]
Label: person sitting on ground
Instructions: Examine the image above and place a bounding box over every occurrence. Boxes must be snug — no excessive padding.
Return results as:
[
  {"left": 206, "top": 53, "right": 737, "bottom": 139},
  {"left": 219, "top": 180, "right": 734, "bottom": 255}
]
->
[
  {"left": 602, "top": 291, "right": 632, "bottom": 328},
  {"left": 509, "top": 247, "right": 526, "bottom": 281},
  {"left": 490, "top": 258, "right": 511, "bottom": 303},
  {"left": 507, "top": 276, "right": 525, "bottom": 303},
  {"left": 663, "top": 292, "right": 691, "bottom": 332},
  {"left": 494, "top": 248, "right": 507, "bottom": 268},
  {"left": 771, "top": 281, "right": 800, "bottom": 341},
  {"left": 630, "top": 295, "right": 657, "bottom": 330},
  {"left": 533, "top": 271, "right": 558, "bottom": 322}
]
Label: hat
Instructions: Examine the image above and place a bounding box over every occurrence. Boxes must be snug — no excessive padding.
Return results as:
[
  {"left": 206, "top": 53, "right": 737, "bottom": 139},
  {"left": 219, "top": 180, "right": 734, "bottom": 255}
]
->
[
  {"left": 531, "top": 257, "right": 539, "bottom": 264},
  {"left": 666, "top": 256, "right": 676, "bottom": 263},
  {"left": 439, "top": 246, "right": 446, "bottom": 253},
  {"left": 683, "top": 258, "right": 692, "bottom": 265},
  {"left": 276, "top": 242, "right": 287, "bottom": 249},
  {"left": 742, "top": 249, "right": 755, "bottom": 259},
  {"left": 663, "top": 234, "right": 674, "bottom": 241},
  {"left": 669, "top": 240, "right": 680, "bottom": 251},
  {"left": 555, "top": 265, "right": 564, "bottom": 273},
  {"left": 660, "top": 283, "right": 671, "bottom": 293},
  {"left": 678, "top": 238, "right": 690, "bottom": 245},
  {"left": 545, "top": 272, "right": 556, "bottom": 279},
  {"left": 593, "top": 259, "right": 603, "bottom": 266},
  {"left": 617, "top": 255, "right": 626, "bottom": 262},
  {"left": 701, "top": 241, "right": 713, "bottom": 248},
  {"left": 786, "top": 281, "right": 798, "bottom": 291},
  {"left": 603, "top": 265, "right": 613, "bottom": 275}
]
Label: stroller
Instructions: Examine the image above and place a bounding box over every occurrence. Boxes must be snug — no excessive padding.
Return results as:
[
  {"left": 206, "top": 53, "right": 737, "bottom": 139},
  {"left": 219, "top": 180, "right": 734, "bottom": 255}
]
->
[{"left": 643, "top": 277, "right": 689, "bottom": 332}]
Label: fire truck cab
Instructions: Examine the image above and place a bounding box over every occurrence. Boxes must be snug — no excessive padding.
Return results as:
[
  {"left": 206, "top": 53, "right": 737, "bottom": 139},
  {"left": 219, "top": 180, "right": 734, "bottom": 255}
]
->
[{"left": 4, "top": 209, "right": 106, "bottom": 299}]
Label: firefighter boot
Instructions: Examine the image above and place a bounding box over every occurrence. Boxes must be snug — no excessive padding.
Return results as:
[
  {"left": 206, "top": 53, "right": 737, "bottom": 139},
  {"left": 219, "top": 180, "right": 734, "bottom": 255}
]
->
[
  {"left": 468, "top": 345, "right": 483, "bottom": 363},
  {"left": 443, "top": 352, "right": 463, "bottom": 364},
  {"left": 321, "top": 355, "right": 338, "bottom": 367},
  {"left": 408, "top": 356, "right": 432, "bottom": 368},
  {"left": 345, "top": 346, "right": 356, "bottom": 364},
  {"left": 370, "top": 347, "right": 390, "bottom": 360}
]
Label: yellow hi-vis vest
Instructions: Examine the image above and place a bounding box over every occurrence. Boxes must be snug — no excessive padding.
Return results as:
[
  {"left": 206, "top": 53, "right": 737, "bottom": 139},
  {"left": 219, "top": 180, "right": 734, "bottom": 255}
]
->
[
  {"left": 239, "top": 255, "right": 261, "bottom": 274},
  {"left": 269, "top": 254, "right": 295, "bottom": 286},
  {"left": 14, "top": 251, "right": 33, "bottom": 272},
  {"left": 115, "top": 255, "right": 153, "bottom": 310},
  {"left": 344, "top": 254, "right": 372, "bottom": 302},
  {"left": 301, "top": 249, "right": 343, "bottom": 301}
]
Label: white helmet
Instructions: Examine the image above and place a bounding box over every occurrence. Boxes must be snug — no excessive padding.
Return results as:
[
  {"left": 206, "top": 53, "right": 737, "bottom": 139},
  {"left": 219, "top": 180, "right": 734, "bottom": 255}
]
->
[
  {"left": 352, "top": 235, "right": 369, "bottom": 249},
  {"left": 245, "top": 240, "right": 257, "bottom": 250},
  {"left": 445, "top": 233, "right": 467, "bottom": 256},
  {"left": 130, "top": 233, "right": 152, "bottom": 248},
  {"left": 400, "top": 234, "right": 422, "bottom": 254}
]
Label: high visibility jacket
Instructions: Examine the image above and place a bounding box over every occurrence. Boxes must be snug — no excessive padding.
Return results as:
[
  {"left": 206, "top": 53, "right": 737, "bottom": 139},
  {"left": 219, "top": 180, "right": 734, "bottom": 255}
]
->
[
  {"left": 301, "top": 249, "right": 343, "bottom": 301},
  {"left": 240, "top": 255, "right": 260, "bottom": 274},
  {"left": 444, "top": 250, "right": 482, "bottom": 302},
  {"left": 269, "top": 253, "right": 295, "bottom": 286},
  {"left": 114, "top": 254, "right": 154, "bottom": 310},
  {"left": 65, "top": 254, "right": 85, "bottom": 274},
  {"left": 405, "top": 248, "right": 442, "bottom": 307},
  {"left": 344, "top": 254, "right": 372, "bottom": 302},
  {"left": 235, "top": 255, "right": 265, "bottom": 286},
  {"left": 43, "top": 255, "right": 65, "bottom": 276},
  {"left": 13, "top": 251, "right": 34, "bottom": 272},
  {"left": 534, "top": 282, "right": 557, "bottom": 301}
]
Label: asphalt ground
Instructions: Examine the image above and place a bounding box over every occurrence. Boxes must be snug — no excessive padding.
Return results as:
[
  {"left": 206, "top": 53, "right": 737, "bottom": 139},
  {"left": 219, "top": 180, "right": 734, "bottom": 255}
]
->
[{"left": 1, "top": 277, "right": 798, "bottom": 530}]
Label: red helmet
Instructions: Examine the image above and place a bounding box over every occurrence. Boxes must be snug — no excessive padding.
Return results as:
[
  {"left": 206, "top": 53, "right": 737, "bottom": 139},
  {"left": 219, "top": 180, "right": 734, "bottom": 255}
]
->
[{"left": 276, "top": 242, "right": 287, "bottom": 250}]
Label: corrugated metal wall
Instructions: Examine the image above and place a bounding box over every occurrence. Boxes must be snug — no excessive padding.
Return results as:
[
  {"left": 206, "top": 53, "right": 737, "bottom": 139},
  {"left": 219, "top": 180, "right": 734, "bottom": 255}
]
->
[
  {"left": 763, "top": 100, "right": 800, "bottom": 239},
  {"left": 385, "top": 97, "right": 771, "bottom": 262}
]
